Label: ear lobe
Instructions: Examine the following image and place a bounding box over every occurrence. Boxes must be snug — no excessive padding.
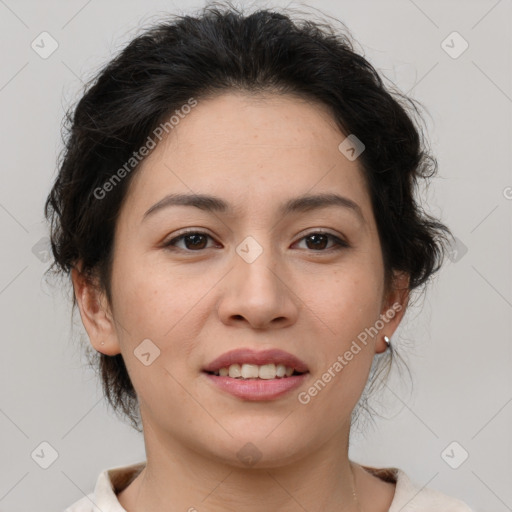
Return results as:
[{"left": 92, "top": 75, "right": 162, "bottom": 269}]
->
[
  {"left": 375, "top": 271, "right": 410, "bottom": 354},
  {"left": 71, "top": 265, "right": 121, "bottom": 356}
]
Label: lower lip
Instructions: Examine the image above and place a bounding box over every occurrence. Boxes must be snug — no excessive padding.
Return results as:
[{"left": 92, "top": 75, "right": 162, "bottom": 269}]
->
[{"left": 203, "top": 372, "right": 309, "bottom": 401}]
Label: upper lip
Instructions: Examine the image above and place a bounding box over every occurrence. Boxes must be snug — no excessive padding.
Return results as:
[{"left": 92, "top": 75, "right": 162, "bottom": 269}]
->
[{"left": 203, "top": 348, "right": 309, "bottom": 373}]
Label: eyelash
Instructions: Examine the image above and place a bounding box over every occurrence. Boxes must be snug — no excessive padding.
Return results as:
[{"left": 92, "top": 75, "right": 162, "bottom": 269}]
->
[{"left": 162, "top": 229, "right": 349, "bottom": 253}]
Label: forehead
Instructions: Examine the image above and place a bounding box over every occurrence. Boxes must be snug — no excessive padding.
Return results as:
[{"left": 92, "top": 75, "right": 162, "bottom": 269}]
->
[
  {"left": 164, "top": 91, "right": 344, "bottom": 154},
  {"left": 121, "top": 91, "right": 372, "bottom": 222}
]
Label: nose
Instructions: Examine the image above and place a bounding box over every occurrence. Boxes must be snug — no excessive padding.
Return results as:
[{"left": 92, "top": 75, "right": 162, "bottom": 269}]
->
[{"left": 217, "top": 241, "right": 300, "bottom": 330}]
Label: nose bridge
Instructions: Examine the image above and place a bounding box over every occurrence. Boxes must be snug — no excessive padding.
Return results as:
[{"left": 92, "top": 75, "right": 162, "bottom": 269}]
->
[
  {"left": 217, "top": 232, "right": 298, "bottom": 328},
  {"left": 234, "top": 232, "right": 282, "bottom": 301}
]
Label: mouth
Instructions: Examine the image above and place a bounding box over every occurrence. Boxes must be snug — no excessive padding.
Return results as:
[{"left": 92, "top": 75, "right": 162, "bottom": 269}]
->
[
  {"left": 203, "top": 367, "right": 309, "bottom": 401},
  {"left": 204, "top": 363, "right": 307, "bottom": 380},
  {"left": 202, "top": 348, "right": 309, "bottom": 400},
  {"left": 202, "top": 347, "right": 309, "bottom": 378}
]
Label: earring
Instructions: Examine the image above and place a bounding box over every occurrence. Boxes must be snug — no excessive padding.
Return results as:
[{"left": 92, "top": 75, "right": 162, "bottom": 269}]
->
[
  {"left": 383, "top": 335, "right": 390, "bottom": 347},
  {"left": 100, "top": 341, "right": 105, "bottom": 346}
]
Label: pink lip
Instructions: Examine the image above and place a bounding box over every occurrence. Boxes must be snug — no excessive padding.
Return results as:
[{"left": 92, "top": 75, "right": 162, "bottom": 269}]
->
[
  {"left": 204, "top": 373, "right": 309, "bottom": 401},
  {"left": 203, "top": 348, "right": 309, "bottom": 373}
]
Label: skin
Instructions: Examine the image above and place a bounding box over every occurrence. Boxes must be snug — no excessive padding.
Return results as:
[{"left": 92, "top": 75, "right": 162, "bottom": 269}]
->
[{"left": 72, "top": 91, "right": 409, "bottom": 512}]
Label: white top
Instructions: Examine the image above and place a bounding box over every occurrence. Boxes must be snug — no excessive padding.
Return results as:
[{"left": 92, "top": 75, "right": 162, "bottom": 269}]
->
[{"left": 64, "top": 462, "right": 474, "bottom": 511}]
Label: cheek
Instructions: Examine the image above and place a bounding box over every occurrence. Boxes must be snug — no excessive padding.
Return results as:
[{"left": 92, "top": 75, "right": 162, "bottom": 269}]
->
[
  {"left": 299, "top": 258, "right": 384, "bottom": 392},
  {"left": 112, "top": 249, "right": 190, "bottom": 326},
  {"left": 110, "top": 253, "right": 205, "bottom": 362},
  {"left": 112, "top": 251, "right": 229, "bottom": 380},
  {"left": 312, "top": 261, "right": 384, "bottom": 331},
  {"left": 297, "top": 275, "right": 381, "bottom": 418},
  {"left": 110, "top": 262, "right": 206, "bottom": 411}
]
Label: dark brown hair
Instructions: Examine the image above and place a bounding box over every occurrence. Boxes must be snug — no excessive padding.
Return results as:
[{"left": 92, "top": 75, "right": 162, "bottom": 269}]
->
[{"left": 45, "top": 1, "right": 452, "bottom": 431}]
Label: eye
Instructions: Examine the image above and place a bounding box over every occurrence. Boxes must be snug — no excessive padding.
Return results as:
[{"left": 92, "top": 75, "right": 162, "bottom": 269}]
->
[
  {"left": 162, "top": 229, "right": 349, "bottom": 252},
  {"left": 295, "top": 231, "right": 349, "bottom": 252},
  {"left": 163, "top": 230, "right": 217, "bottom": 251}
]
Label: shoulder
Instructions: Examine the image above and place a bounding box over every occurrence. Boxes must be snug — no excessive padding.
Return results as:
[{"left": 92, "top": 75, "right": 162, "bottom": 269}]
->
[
  {"left": 390, "top": 468, "right": 474, "bottom": 511},
  {"left": 63, "top": 461, "right": 146, "bottom": 512},
  {"left": 362, "top": 465, "right": 474, "bottom": 512}
]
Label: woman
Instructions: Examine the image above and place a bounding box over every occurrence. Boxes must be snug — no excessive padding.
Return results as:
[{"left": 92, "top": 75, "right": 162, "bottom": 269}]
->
[{"left": 46, "top": 2, "right": 474, "bottom": 510}]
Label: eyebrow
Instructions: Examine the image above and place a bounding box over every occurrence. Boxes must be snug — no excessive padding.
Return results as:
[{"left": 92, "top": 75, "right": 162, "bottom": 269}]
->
[{"left": 142, "top": 192, "right": 365, "bottom": 225}]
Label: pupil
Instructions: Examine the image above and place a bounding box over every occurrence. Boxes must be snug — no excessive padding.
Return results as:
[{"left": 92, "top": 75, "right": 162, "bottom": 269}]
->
[
  {"left": 307, "top": 234, "right": 327, "bottom": 250},
  {"left": 187, "top": 234, "right": 206, "bottom": 249}
]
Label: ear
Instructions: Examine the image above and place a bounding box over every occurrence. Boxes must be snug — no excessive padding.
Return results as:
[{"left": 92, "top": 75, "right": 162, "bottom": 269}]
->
[
  {"left": 71, "top": 263, "right": 121, "bottom": 356},
  {"left": 374, "top": 271, "right": 410, "bottom": 354}
]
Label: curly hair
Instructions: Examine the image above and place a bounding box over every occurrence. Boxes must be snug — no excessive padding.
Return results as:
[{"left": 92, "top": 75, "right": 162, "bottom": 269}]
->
[{"left": 44, "top": 1, "right": 452, "bottom": 432}]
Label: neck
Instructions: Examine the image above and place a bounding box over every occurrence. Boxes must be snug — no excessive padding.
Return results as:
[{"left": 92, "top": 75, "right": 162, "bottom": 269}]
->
[{"left": 119, "top": 422, "right": 362, "bottom": 512}]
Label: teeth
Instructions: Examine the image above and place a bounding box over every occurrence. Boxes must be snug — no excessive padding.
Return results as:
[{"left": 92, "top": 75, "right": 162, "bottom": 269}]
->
[
  {"left": 214, "top": 363, "right": 298, "bottom": 379},
  {"left": 228, "top": 364, "right": 242, "bottom": 378},
  {"left": 276, "top": 364, "right": 286, "bottom": 378},
  {"left": 241, "top": 364, "right": 259, "bottom": 379},
  {"left": 258, "top": 363, "right": 276, "bottom": 380}
]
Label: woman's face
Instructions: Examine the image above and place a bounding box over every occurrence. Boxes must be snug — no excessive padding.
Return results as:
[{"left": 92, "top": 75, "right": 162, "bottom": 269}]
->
[{"left": 79, "top": 92, "right": 407, "bottom": 466}]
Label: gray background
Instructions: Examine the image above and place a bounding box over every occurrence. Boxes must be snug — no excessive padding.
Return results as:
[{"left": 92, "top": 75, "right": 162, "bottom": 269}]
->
[{"left": 0, "top": 0, "right": 510, "bottom": 510}]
